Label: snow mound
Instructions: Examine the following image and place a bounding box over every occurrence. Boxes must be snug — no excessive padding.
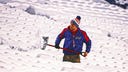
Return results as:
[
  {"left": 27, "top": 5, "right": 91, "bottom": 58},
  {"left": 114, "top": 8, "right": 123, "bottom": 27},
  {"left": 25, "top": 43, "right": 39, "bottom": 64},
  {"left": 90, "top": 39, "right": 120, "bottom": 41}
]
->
[
  {"left": 0, "top": 0, "right": 128, "bottom": 72},
  {"left": 0, "top": 4, "right": 55, "bottom": 51}
]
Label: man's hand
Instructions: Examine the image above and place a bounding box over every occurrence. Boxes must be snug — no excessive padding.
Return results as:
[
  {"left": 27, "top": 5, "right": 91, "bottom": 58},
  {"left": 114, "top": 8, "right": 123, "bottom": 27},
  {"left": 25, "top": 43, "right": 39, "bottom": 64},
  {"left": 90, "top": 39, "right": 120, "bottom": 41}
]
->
[
  {"left": 55, "top": 44, "right": 60, "bottom": 49},
  {"left": 83, "top": 52, "right": 88, "bottom": 57}
]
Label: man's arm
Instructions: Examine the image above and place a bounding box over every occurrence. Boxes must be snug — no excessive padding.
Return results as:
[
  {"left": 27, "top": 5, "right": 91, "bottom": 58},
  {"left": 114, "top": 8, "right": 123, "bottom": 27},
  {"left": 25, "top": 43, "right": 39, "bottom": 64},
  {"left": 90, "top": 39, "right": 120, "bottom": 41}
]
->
[
  {"left": 81, "top": 30, "right": 92, "bottom": 53},
  {"left": 55, "top": 28, "right": 67, "bottom": 47},
  {"left": 85, "top": 40, "right": 91, "bottom": 53}
]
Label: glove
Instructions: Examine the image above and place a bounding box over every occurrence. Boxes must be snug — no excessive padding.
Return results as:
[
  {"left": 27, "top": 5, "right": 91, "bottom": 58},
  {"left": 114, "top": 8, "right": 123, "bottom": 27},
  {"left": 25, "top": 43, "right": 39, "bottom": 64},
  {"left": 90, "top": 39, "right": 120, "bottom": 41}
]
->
[
  {"left": 83, "top": 52, "right": 88, "bottom": 57},
  {"left": 55, "top": 44, "right": 60, "bottom": 49}
]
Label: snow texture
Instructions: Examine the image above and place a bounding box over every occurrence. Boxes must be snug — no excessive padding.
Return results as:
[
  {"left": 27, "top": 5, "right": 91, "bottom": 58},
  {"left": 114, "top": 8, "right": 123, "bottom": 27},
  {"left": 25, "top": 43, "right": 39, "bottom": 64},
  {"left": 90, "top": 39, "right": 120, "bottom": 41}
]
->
[{"left": 0, "top": 0, "right": 128, "bottom": 72}]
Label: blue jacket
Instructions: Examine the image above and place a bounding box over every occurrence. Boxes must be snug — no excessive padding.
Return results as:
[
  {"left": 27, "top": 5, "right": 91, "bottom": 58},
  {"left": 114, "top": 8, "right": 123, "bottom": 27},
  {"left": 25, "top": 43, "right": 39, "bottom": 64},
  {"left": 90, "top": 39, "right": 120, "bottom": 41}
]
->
[{"left": 55, "top": 27, "right": 91, "bottom": 55}]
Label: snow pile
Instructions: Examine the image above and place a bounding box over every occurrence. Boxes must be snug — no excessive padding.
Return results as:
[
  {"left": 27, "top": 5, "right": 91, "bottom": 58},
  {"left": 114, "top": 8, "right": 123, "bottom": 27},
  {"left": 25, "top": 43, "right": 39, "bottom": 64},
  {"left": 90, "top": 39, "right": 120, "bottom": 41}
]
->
[
  {"left": 0, "top": 4, "right": 53, "bottom": 51},
  {"left": 0, "top": 0, "right": 128, "bottom": 72}
]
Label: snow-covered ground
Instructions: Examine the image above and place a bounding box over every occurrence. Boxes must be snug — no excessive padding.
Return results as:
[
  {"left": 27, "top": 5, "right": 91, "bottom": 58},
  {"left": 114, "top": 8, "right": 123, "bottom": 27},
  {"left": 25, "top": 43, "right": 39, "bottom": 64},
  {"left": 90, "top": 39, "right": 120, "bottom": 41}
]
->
[{"left": 0, "top": 0, "right": 128, "bottom": 72}]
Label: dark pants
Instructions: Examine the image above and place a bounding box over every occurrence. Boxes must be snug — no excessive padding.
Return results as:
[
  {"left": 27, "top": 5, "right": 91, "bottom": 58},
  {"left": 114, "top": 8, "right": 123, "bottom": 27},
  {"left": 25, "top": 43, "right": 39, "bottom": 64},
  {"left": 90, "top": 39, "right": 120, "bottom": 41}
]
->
[{"left": 63, "top": 54, "right": 80, "bottom": 63}]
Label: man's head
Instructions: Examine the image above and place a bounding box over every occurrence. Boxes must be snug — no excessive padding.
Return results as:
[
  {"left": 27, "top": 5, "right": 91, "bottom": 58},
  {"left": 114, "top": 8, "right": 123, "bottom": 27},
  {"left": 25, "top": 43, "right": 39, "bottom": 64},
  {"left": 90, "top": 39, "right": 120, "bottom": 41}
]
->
[{"left": 69, "top": 16, "right": 81, "bottom": 31}]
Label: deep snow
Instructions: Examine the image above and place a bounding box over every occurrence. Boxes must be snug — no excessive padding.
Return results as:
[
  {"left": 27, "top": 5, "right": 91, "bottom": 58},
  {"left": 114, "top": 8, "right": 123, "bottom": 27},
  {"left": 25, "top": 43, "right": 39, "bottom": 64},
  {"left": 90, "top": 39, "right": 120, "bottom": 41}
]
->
[{"left": 0, "top": 0, "right": 128, "bottom": 72}]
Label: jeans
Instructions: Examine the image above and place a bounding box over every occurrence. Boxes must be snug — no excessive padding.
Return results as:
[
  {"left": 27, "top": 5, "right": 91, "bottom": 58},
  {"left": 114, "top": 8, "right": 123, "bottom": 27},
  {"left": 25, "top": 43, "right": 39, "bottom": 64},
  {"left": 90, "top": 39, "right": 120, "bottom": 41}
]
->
[{"left": 63, "top": 54, "right": 80, "bottom": 63}]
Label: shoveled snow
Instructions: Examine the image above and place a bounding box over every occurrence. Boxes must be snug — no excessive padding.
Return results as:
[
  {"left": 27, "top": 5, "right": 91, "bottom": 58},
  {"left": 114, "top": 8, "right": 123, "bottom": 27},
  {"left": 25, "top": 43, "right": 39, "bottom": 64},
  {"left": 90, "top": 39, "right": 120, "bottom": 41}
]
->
[{"left": 0, "top": 0, "right": 128, "bottom": 72}]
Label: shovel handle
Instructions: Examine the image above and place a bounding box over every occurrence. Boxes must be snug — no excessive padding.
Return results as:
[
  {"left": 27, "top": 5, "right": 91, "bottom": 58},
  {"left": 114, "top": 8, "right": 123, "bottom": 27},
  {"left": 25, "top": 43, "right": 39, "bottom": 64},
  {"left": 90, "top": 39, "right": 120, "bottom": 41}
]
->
[{"left": 47, "top": 44, "right": 85, "bottom": 57}]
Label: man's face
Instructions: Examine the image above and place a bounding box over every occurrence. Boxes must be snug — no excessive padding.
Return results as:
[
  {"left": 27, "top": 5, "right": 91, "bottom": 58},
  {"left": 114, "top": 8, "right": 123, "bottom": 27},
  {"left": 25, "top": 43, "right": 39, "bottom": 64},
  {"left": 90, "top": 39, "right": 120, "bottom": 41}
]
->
[{"left": 70, "top": 23, "right": 77, "bottom": 32}]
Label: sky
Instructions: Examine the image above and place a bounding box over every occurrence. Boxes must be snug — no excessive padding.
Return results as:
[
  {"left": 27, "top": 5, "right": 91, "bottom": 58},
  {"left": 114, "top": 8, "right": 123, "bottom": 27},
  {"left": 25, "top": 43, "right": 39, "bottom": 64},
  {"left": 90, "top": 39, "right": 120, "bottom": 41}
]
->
[{"left": 0, "top": 0, "right": 128, "bottom": 72}]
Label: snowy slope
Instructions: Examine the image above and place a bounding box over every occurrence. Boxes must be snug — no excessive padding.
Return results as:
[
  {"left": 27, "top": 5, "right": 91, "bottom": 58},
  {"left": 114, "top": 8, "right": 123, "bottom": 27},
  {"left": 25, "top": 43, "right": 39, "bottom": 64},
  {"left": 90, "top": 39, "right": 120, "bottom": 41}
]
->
[{"left": 0, "top": 0, "right": 128, "bottom": 72}]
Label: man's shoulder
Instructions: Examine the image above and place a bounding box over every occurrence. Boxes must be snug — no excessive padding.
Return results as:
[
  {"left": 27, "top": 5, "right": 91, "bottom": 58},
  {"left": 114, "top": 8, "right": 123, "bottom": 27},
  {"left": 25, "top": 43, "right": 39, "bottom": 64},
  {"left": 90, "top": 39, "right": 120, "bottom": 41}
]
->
[
  {"left": 61, "top": 27, "right": 69, "bottom": 34},
  {"left": 79, "top": 29, "right": 86, "bottom": 34},
  {"left": 79, "top": 29, "right": 89, "bottom": 37},
  {"left": 63, "top": 27, "right": 68, "bottom": 30},
  {"left": 62, "top": 27, "right": 69, "bottom": 32}
]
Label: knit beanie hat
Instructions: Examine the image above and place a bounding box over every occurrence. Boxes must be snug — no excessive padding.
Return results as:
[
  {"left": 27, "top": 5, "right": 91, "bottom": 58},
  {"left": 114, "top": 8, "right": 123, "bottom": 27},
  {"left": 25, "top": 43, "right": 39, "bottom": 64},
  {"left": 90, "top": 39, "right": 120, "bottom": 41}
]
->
[{"left": 71, "top": 19, "right": 79, "bottom": 28}]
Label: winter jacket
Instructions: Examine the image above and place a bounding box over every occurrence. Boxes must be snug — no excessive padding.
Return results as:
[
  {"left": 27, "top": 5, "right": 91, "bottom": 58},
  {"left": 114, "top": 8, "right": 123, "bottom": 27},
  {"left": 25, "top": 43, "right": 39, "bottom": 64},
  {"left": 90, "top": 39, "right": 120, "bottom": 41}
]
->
[{"left": 55, "top": 26, "right": 91, "bottom": 55}]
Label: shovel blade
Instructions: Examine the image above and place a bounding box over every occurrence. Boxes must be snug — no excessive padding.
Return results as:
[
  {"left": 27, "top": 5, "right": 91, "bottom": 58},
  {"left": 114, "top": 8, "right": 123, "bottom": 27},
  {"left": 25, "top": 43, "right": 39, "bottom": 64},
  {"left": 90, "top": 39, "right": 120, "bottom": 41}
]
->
[{"left": 42, "top": 36, "right": 49, "bottom": 50}]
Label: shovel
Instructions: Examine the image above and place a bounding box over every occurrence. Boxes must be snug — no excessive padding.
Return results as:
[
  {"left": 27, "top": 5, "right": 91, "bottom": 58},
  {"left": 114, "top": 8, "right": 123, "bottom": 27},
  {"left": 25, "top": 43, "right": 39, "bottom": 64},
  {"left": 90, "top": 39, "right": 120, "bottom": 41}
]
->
[{"left": 42, "top": 36, "right": 85, "bottom": 57}]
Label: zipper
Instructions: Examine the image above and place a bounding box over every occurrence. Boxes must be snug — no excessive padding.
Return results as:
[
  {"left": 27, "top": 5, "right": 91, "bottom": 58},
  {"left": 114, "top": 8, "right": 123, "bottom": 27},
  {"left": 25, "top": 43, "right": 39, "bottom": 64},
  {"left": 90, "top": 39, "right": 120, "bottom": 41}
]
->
[{"left": 73, "top": 35, "right": 75, "bottom": 47}]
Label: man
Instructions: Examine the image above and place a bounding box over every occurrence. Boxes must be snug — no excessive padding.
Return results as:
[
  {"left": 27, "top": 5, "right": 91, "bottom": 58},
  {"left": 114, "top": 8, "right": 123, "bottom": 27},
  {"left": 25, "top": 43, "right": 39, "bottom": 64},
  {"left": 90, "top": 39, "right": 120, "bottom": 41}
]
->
[{"left": 55, "top": 16, "right": 91, "bottom": 63}]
